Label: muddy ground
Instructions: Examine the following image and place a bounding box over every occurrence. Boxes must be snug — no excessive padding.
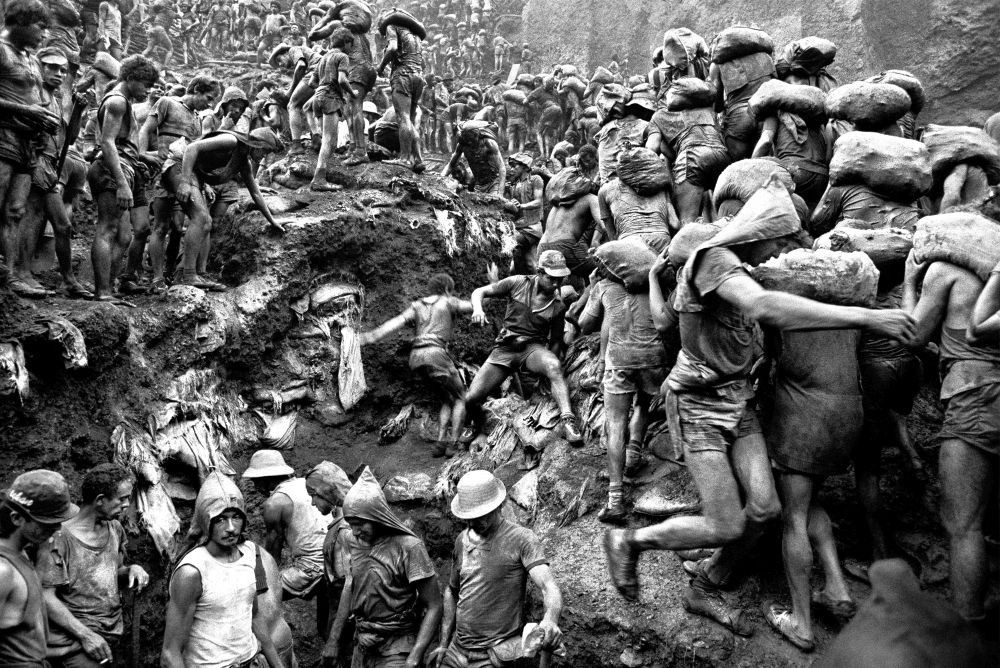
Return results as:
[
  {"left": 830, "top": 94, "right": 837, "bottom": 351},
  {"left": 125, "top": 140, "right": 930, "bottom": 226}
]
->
[{"left": 1, "top": 150, "right": 997, "bottom": 668}]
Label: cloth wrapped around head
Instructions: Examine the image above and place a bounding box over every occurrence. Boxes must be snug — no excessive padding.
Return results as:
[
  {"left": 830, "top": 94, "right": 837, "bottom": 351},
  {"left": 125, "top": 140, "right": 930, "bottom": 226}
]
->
[
  {"left": 189, "top": 471, "right": 246, "bottom": 544},
  {"left": 306, "top": 460, "right": 353, "bottom": 502},
  {"left": 342, "top": 466, "right": 414, "bottom": 536}
]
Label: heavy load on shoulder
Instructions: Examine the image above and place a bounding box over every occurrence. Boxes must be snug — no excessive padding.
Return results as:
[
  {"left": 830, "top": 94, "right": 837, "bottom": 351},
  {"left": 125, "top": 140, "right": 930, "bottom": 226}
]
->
[
  {"left": 668, "top": 221, "right": 726, "bottom": 265},
  {"left": 617, "top": 147, "right": 671, "bottom": 195},
  {"left": 866, "top": 70, "right": 925, "bottom": 114},
  {"left": 559, "top": 75, "right": 586, "bottom": 98},
  {"left": 750, "top": 248, "right": 879, "bottom": 306},
  {"left": 546, "top": 167, "right": 594, "bottom": 207},
  {"left": 825, "top": 81, "right": 911, "bottom": 127},
  {"left": 665, "top": 77, "right": 716, "bottom": 111},
  {"left": 594, "top": 238, "right": 658, "bottom": 292},
  {"left": 748, "top": 79, "right": 826, "bottom": 123},
  {"left": 501, "top": 89, "right": 527, "bottom": 105},
  {"left": 711, "top": 25, "right": 774, "bottom": 64},
  {"left": 912, "top": 212, "right": 1000, "bottom": 281},
  {"left": 921, "top": 124, "right": 1000, "bottom": 185},
  {"left": 828, "top": 132, "right": 932, "bottom": 203},
  {"left": 377, "top": 8, "right": 426, "bottom": 39},
  {"left": 813, "top": 221, "right": 913, "bottom": 268},
  {"left": 713, "top": 158, "right": 794, "bottom": 207},
  {"left": 777, "top": 36, "right": 837, "bottom": 75},
  {"left": 515, "top": 73, "right": 535, "bottom": 87},
  {"left": 333, "top": 0, "right": 373, "bottom": 32}
]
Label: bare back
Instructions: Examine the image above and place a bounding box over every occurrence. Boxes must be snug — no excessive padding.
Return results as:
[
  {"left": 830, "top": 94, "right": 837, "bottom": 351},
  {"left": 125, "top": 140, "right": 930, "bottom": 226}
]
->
[{"left": 541, "top": 193, "right": 600, "bottom": 245}]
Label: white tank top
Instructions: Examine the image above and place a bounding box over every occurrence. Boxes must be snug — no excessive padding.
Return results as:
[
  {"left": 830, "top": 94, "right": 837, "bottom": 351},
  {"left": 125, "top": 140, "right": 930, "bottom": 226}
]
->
[
  {"left": 274, "top": 478, "right": 329, "bottom": 568},
  {"left": 176, "top": 543, "right": 259, "bottom": 668}
]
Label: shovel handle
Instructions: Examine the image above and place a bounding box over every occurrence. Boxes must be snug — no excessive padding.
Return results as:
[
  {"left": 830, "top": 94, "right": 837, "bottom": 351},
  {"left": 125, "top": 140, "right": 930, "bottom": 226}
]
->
[{"left": 539, "top": 649, "right": 552, "bottom": 668}]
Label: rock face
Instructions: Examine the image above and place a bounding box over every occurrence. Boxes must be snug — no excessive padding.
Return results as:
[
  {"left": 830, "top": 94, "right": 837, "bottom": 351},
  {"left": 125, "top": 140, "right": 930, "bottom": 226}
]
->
[{"left": 522, "top": 0, "right": 1000, "bottom": 125}]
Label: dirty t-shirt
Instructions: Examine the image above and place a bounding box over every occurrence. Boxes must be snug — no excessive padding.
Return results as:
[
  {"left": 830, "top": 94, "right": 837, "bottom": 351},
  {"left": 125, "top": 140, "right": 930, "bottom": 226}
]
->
[
  {"left": 809, "top": 184, "right": 919, "bottom": 237},
  {"left": 593, "top": 117, "right": 650, "bottom": 183},
  {"left": 36, "top": 521, "right": 127, "bottom": 644},
  {"left": 148, "top": 95, "right": 202, "bottom": 156},
  {"left": 586, "top": 279, "right": 666, "bottom": 370},
  {"left": 448, "top": 521, "right": 547, "bottom": 650},
  {"left": 0, "top": 38, "right": 42, "bottom": 129},
  {"left": 407, "top": 295, "right": 464, "bottom": 348},
  {"left": 322, "top": 516, "right": 352, "bottom": 584},
  {"left": 312, "top": 50, "right": 350, "bottom": 99},
  {"left": 494, "top": 275, "right": 567, "bottom": 344},
  {"left": 348, "top": 533, "right": 435, "bottom": 630}
]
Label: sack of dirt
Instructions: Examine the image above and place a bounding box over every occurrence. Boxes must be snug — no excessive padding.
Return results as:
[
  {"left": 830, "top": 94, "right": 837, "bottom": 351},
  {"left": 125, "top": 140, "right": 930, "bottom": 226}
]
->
[
  {"left": 713, "top": 158, "right": 794, "bottom": 207},
  {"left": 813, "top": 222, "right": 914, "bottom": 268},
  {"left": 559, "top": 75, "right": 586, "bottom": 98},
  {"left": 710, "top": 25, "right": 774, "bottom": 64},
  {"left": 589, "top": 66, "right": 615, "bottom": 86},
  {"left": 921, "top": 124, "right": 1000, "bottom": 185},
  {"left": 515, "top": 73, "right": 535, "bottom": 87},
  {"left": 501, "top": 88, "right": 527, "bottom": 105},
  {"left": 665, "top": 77, "right": 717, "bottom": 111},
  {"left": 546, "top": 166, "right": 594, "bottom": 207},
  {"left": 338, "top": 325, "right": 367, "bottom": 410},
  {"left": 912, "top": 212, "right": 1000, "bottom": 281},
  {"left": 595, "top": 83, "right": 629, "bottom": 121},
  {"left": 333, "top": 0, "right": 373, "bottom": 32},
  {"left": 377, "top": 8, "right": 426, "bottom": 39},
  {"left": 825, "top": 81, "right": 911, "bottom": 128},
  {"left": 617, "top": 147, "right": 672, "bottom": 195},
  {"left": 750, "top": 248, "right": 879, "bottom": 306},
  {"left": 828, "top": 132, "right": 933, "bottom": 202},
  {"left": 778, "top": 36, "right": 837, "bottom": 75},
  {"left": 663, "top": 27, "right": 709, "bottom": 64},
  {"left": 866, "top": 69, "right": 925, "bottom": 114},
  {"left": 669, "top": 221, "right": 726, "bottom": 265},
  {"left": 594, "top": 238, "right": 658, "bottom": 292},
  {"left": 748, "top": 79, "right": 827, "bottom": 124}
]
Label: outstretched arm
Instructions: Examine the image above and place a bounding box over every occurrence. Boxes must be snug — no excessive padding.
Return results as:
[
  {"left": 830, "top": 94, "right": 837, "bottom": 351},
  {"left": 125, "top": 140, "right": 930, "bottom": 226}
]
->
[
  {"left": 241, "top": 159, "right": 283, "bottom": 232},
  {"left": 358, "top": 307, "right": 415, "bottom": 345}
]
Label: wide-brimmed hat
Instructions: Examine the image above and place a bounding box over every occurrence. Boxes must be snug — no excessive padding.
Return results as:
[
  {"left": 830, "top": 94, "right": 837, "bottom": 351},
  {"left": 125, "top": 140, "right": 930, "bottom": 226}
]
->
[
  {"left": 451, "top": 470, "right": 506, "bottom": 520},
  {"left": 508, "top": 152, "right": 532, "bottom": 167},
  {"left": 248, "top": 127, "right": 284, "bottom": 152},
  {"left": 242, "top": 449, "right": 294, "bottom": 478},
  {"left": 538, "top": 249, "right": 571, "bottom": 277},
  {"left": 5, "top": 470, "right": 79, "bottom": 524}
]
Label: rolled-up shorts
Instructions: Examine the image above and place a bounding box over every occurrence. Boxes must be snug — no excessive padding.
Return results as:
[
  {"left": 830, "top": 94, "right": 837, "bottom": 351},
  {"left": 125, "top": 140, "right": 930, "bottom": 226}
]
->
[
  {"left": 409, "top": 344, "right": 465, "bottom": 401},
  {"left": 673, "top": 145, "right": 730, "bottom": 188},
  {"left": 390, "top": 72, "right": 424, "bottom": 101},
  {"left": 0, "top": 125, "right": 40, "bottom": 171},
  {"left": 484, "top": 341, "right": 549, "bottom": 371},
  {"left": 213, "top": 181, "right": 241, "bottom": 204},
  {"left": 313, "top": 89, "right": 346, "bottom": 117},
  {"left": 87, "top": 155, "right": 148, "bottom": 207},
  {"left": 604, "top": 367, "right": 667, "bottom": 396},
  {"left": 665, "top": 381, "right": 761, "bottom": 456},
  {"left": 349, "top": 63, "right": 377, "bottom": 98},
  {"left": 938, "top": 381, "right": 1000, "bottom": 456},
  {"left": 537, "top": 238, "right": 596, "bottom": 278}
]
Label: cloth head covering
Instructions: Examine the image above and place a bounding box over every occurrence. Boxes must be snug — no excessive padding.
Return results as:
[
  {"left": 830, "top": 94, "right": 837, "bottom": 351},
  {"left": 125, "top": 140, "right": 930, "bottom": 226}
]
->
[
  {"left": 214, "top": 86, "right": 249, "bottom": 118},
  {"left": 814, "top": 559, "right": 986, "bottom": 668},
  {"left": 190, "top": 471, "right": 246, "bottom": 544},
  {"left": 342, "top": 466, "right": 414, "bottom": 536},
  {"left": 248, "top": 127, "right": 284, "bottom": 152},
  {"left": 305, "top": 461, "right": 353, "bottom": 502}
]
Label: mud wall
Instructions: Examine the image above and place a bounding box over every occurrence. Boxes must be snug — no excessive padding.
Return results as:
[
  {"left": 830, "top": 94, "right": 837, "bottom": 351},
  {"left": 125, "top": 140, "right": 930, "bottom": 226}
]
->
[{"left": 522, "top": 0, "right": 1000, "bottom": 125}]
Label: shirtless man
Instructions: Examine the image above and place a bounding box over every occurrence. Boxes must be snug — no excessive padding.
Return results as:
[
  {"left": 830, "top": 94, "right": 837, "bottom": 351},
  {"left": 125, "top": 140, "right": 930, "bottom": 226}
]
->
[
  {"left": 537, "top": 168, "right": 601, "bottom": 280},
  {"left": 96, "top": 0, "right": 122, "bottom": 59},
  {"left": 87, "top": 54, "right": 161, "bottom": 302},
  {"left": 597, "top": 153, "right": 677, "bottom": 252},
  {"left": 0, "top": 470, "right": 78, "bottom": 667},
  {"left": 142, "top": 1, "right": 177, "bottom": 68},
  {"left": 505, "top": 153, "right": 545, "bottom": 274},
  {"left": 270, "top": 43, "right": 322, "bottom": 155},
  {"left": 440, "top": 120, "right": 505, "bottom": 194},
  {"left": 164, "top": 127, "right": 285, "bottom": 289},
  {"left": 257, "top": 2, "right": 288, "bottom": 66},
  {"left": 377, "top": 12, "right": 426, "bottom": 172},
  {"left": 902, "top": 250, "right": 1000, "bottom": 628},
  {"left": 359, "top": 273, "right": 474, "bottom": 455}
]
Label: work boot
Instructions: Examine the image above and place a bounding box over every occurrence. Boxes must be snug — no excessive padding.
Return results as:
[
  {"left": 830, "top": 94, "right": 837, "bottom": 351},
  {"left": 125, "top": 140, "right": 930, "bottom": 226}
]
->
[
  {"left": 603, "top": 529, "right": 639, "bottom": 601},
  {"left": 598, "top": 502, "right": 627, "bottom": 525},
  {"left": 561, "top": 413, "right": 583, "bottom": 444},
  {"left": 683, "top": 573, "right": 754, "bottom": 636}
]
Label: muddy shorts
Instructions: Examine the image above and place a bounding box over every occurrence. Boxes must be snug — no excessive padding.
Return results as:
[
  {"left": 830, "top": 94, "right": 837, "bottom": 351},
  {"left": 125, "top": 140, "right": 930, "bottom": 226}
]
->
[
  {"left": 938, "top": 381, "right": 1000, "bottom": 457},
  {"left": 313, "top": 89, "right": 347, "bottom": 117},
  {"left": 604, "top": 367, "right": 667, "bottom": 396},
  {"left": 861, "top": 353, "right": 922, "bottom": 417},
  {"left": 537, "top": 239, "right": 596, "bottom": 278},
  {"left": 484, "top": 341, "right": 550, "bottom": 371},
  {"left": 349, "top": 64, "right": 377, "bottom": 97},
  {"left": 87, "top": 155, "right": 148, "bottom": 207},
  {"left": 672, "top": 144, "right": 729, "bottom": 188},
  {"left": 506, "top": 117, "right": 526, "bottom": 133},
  {"left": 0, "top": 125, "right": 40, "bottom": 171},
  {"left": 410, "top": 344, "right": 465, "bottom": 401},
  {"left": 721, "top": 101, "right": 756, "bottom": 147},
  {"left": 390, "top": 72, "right": 425, "bottom": 101},
  {"left": 280, "top": 558, "right": 325, "bottom": 598},
  {"left": 32, "top": 154, "right": 61, "bottom": 192},
  {"left": 213, "top": 181, "right": 241, "bottom": 204},
  {"left": 665, "top": 381, "right": 761, "bottom": 457},
  {"left": 60, "top": 153, "right": 89, "bottom": 198},
  {"left": 539, "top": 105, "right": 562, "bottom": 132}
]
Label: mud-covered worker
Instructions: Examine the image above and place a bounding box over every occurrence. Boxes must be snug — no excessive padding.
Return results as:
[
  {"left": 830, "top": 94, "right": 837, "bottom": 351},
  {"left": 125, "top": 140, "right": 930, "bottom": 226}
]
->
[
  {"left": 88, "top": 54, "right": 161, "bottom": 302},
  {"left": 305, "top": 461, "right": 354, "bottom": 664},
  {"left": 41, "top": 0, "right": 83, "bottom": 73},
  {"left": 603, "top": 175, "right": 916, "bottom": 637},
  {"left": 0, "top": 0, "right": 61, "bottom": 298},
  {"left": 201, "top": 86, "right": 252, "bottom": 136},
  {"left": 503, "top": 90, "right": 527, "bottom": 155},
  {"left": 430, "top": 470, "right": 563, "bottom": 668},
  {"left": 454, "top": 250, "right": 584, "bottom": 445},
  {"left": 0, "top": 470, "right": 78, "bottom": 668},
  {"left": 326, "top": 467, "right": 442, "bottom": 668},
  {"left": 256, "top": 1, "right": 288, "bottom": 66},
  {"left": 309, "top": 27, "right": 354, "bottom": 192},
  {"left": 901, "top": 250, "right": 1000, "bottom": 629},
  {"left": 505, "top": 152, "right": 545, "bottom": 275},
  {"left": 128, "top": 74, "right": 218, "bottom": 293},
  {"left": 706, "top": 46, "right": 775, "bottom": 161},
  {"left": 242, "top": 450, "right": 330, "bottom": 601},
  {"left": 440, "top": 120, "right": 505, "bottom": 195},
  {"left": 938, "top": 163, "right": 992, "bottom": 213},
  {"left": 162, "top": 473, "right": 288, "bottom": 668},
  {"left": 359, "top": 273, "right": 474, "bottom": 456},
  {"left": 96, "top": 0, "right": 122, "bottom": 59},
  {"left": 969, "top": 260, "right": 1000, "bottom": 342},
  {"left": 808, "top": 183, "right": 921, "bottom": 237},
  {"left": 34, "top": 464, "right": 148, "bottom": 668},
  {"left": 579, "top": 262, "right": 668, "bottom": 524},
  {"left": 597, "top": 157, "right": 677, "bottom": 254},
  {"left": 526, "top": 75, "right": 562, "bottom": 158},
  {"left": 165, "top": 127, "right": 284, "bottom": 290},
  {"left": 537, "top": 171, "right": 601, "bottom": 280},
  {"left": 592, "top": 84, "right": 650, "bottom": 184},
  {"left": 376, "top": 11, "right": 427, "bottom": 173},
  {"left": 17, "top": 46, "right": 92, "bottom": 299},
  {"left": 270, "top": 43, "right": 322, "bottom": 155},
  {"left": 141, "top": 1, "right": 176, "bottom": 67}
]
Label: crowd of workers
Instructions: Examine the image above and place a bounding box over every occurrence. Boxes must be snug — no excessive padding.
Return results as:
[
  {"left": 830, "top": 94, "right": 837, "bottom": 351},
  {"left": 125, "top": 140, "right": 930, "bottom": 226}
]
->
[{"left": 1, "top": 0, "right": 999, "bottom": 666}]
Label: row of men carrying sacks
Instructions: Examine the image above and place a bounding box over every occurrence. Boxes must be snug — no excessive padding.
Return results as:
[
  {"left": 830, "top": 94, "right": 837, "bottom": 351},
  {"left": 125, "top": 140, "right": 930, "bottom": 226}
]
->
[{"left": 0, "top": 459, "right": 565, "bottom": 668}]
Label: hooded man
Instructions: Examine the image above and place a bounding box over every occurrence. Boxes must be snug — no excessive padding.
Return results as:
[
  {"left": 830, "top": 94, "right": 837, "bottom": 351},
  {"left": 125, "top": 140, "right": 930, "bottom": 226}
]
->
[
  {"left": 161, "top": 472, "right": 289, "bottom": 668},
  {"left": 327, "top": 467, "right": 442, "bottom": 668},
  {"left": 603, "top": 174, "right": 916, "bottom": 635}
]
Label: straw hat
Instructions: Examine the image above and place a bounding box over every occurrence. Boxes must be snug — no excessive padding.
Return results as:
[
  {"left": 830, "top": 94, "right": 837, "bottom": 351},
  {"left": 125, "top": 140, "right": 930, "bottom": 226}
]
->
[
  {"left": 450, "top": 470, "right": 506, "bottom": 520},
  {"left": 242, "top": 449, "right": 295, "bottom": 478}
]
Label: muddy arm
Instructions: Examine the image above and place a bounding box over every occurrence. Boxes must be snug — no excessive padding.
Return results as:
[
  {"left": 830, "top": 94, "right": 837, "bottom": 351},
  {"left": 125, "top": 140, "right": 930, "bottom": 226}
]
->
[
  {"left": 968, "top": 268, "right": 1000, "bottom": 344},
  {"left": 751, "top": 116, "right": 777, "bottom": 158},
  {"left": 252, "top": 595, "right": 285, "bottom": 668},
  {"left": 358, "top": 307, "right": 415, "bottom": 345},
  {"left": 161, "top": 566, "right": 200, "bottom": 668}
]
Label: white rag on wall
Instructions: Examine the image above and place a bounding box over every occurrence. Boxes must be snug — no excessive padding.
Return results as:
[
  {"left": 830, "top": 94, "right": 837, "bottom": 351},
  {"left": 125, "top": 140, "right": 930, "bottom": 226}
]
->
[{"left": 338, "top": 325, "right": 367, "bottom": 410}]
